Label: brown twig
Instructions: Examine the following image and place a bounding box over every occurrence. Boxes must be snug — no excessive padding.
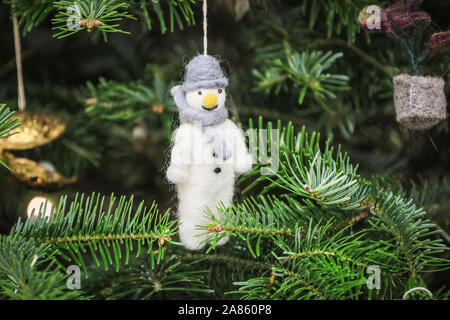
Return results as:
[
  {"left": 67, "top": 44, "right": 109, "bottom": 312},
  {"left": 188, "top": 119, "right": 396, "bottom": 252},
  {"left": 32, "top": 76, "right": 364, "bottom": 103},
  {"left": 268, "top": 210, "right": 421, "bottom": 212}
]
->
[
  {"left": 313, "top": 38, "right": 399, "bottom": 77},
  {"left": 12, "top": 8, "right": 26, "bottom": 111}
]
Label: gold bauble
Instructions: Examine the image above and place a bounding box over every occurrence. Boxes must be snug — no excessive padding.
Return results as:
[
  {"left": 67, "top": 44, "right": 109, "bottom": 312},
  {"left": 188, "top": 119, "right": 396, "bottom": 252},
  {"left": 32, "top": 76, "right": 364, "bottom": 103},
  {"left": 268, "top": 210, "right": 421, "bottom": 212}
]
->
[{"left": 0, "top": 111, "right": 77, "bottom": 190}]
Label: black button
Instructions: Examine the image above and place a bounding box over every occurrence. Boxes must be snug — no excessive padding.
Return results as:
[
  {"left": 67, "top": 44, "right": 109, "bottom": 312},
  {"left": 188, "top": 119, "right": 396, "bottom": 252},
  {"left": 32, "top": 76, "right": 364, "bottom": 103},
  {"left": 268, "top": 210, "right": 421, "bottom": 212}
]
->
[
  {"left": 214, "top": 167, "right": 221, "bottom": 174},
  {"left": 212, "top": 152, "right": 218, "bottom": 158}
]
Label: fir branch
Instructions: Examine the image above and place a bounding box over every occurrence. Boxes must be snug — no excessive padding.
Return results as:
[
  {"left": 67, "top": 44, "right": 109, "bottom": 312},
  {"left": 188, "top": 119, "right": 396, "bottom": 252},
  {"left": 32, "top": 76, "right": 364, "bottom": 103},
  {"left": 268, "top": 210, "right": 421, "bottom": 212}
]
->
[
  {"left": 272, "top": 150, "right": 368, "bottom": 210},
  {"left": 253, "top": 51, "right": 350, "bottom": 107},
  {"left": 0, "top": 105, "right": 21, "bottom": 170},
  {"left": 82, "top": 252, "right": 214, "bottom": 299},
  {"left": 301, "top": 0, "right": 375, "bottom": 43},
  {"left": 277, "top": 268, "right": 325, "bottom": 299},
  {"left": 242, "top": 119, "right": 369, "bottom": 211},
  {"left": 276, "top": 221, "right": 404, "bottom": 280},
  {"left": 52, "top": 0, "right": 135, "bottom": 38},
  {"left": 233, "top": 119, "right": 448, "bottom": 298},
  {"left": 181, "top": 252, "right": 273, "bottom": 273},
  {"left": 368, "top": 191, "right": 449, "bottom": 282},
  {"left": 82, "top": 75, "right": 175, "bottom": 121},
  {"left": 219, "top": 225, "right": 293, "bottom": 238},
  {"left": 8, "top": 193, "right": 178, "bottom": 274},
  {"left": 139, "top": 0, "right": 198, "bottom": 33},
  {"left": 313, "top": 38, "right": 398, "bottom": 77},
  {"left": 0, "top": 105, "right": 21, "bottom": 140},
  {"left": 0, "top": 236, "right": 85, "bottom": 300},
  {"left": 8, "top": 0, "right": 199, "bottom": 37},
  {"left": 7, "top": 0, "right": 54, "bottom": 35}
]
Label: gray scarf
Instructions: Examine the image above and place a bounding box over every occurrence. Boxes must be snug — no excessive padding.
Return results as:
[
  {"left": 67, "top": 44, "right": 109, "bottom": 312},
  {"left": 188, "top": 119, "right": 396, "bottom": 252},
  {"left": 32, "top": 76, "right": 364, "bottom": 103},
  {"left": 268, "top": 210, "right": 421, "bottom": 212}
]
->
[{"left": 171, "top": 85, "right": 232, "bottom": 160}]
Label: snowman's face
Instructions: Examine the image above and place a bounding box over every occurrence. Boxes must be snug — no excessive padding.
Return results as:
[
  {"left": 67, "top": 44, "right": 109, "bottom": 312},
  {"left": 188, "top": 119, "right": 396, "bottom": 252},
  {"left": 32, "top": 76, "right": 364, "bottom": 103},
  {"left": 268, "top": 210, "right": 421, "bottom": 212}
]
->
[{"left": 185, "top": 88, "right": 226, "bottom": 111}]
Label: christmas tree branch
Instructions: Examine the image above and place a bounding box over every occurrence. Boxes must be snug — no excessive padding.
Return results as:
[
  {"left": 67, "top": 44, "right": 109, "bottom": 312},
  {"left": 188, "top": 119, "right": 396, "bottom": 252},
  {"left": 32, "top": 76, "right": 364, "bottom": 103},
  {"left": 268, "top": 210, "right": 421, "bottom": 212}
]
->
[
  {"left": 8, "top": 193, "right": 178, "bottom": 274},
  {"left": 0, "top": 236, "right": 85, "bottom": 299}
]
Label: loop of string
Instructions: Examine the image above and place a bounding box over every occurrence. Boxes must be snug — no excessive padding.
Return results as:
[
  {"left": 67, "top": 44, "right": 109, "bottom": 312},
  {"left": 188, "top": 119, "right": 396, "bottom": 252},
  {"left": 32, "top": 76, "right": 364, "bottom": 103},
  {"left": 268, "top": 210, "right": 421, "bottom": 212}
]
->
[
  {"left": 402, "top": 287, "right": 433, "bottom": 300},
  {"left": 203, "top": 0, "right": 207, "bottom": 55},
  {"left": 12, "top": 6, "right": 26, "bottom": 111}
]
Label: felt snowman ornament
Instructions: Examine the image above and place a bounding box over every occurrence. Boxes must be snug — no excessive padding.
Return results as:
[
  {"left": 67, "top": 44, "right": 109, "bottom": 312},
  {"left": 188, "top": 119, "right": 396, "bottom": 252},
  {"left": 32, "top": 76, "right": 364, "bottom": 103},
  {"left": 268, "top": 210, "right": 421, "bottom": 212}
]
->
[{"left": 167, "top": 54, "right": 253, "bottom": 250}]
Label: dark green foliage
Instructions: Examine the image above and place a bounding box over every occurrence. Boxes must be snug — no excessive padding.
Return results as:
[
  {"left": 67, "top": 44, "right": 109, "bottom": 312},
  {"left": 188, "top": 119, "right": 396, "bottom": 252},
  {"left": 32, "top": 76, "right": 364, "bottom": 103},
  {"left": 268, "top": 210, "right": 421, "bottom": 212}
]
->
[
  {"left": 138, "top": 0, "right": 198, "bottom": 33},
  {"left": 253, "top": 50, "right": 350, "bottom": 107},
  {"left": 0, "top": 235, "right": 85, "bottom": 299},
  {"left": 0, "top": 104, "right": 20, "bottom": 140},
  {"left": 300, "top": 0, "right": 384, "bottom": 43},
  {"left": 52, "top": 0, "right": 135, "bottom": 38},
  {"left": 8, "top": 193, "right": 178, "bottom": 274},
  {"left": 83, "top": 73, "right": 175, "bottom": 127},
  {"left": 205, "top": 119, "right": 449, "bottom": 300},
  {"left": 1, "top": 121, "right": 449, "bottom": 300},
  {"left": 82, "top": 251, "right": 214, "bottom": 299},
  {"left": 0, "top": 0, "right": 449, "bottom": 300},
  {"left": 0, "top": 104, "right": 20, "bottom": 169},
  {"left": 7, "top": 0, "right": 199, "bottom": 37},
  {"left": 7, "top": 0, "right": 54, "bottom": 35}
]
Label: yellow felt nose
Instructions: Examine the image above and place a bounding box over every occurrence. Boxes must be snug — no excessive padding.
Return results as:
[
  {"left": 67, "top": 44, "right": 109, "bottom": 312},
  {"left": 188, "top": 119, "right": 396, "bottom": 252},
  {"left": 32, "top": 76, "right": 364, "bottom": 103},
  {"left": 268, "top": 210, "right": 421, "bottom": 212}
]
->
[{"left": 203, "top": 93, "right": 218, "bottom": 108}]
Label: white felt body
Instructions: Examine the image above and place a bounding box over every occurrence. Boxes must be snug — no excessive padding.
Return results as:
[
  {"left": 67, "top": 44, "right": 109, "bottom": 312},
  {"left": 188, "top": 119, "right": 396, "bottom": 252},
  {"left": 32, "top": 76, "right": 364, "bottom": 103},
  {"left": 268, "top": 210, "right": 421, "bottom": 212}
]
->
[{"left": 166, "top": 119, "right": 253, "bottom": 250}]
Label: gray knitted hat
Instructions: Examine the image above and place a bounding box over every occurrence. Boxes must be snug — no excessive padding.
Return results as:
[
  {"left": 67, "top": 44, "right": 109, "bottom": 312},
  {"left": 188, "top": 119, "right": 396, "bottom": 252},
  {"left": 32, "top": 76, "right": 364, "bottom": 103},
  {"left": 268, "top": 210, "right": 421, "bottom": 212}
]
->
[{"left": 181, "top": 55, "right": 228, "bottom": 92}]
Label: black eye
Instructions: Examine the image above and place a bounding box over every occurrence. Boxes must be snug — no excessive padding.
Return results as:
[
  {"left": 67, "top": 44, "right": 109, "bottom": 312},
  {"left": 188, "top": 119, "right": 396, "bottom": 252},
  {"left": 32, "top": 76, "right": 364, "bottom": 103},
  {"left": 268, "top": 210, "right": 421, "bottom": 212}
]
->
[
  {"left": 198, "top": 90, "right": 202, "bottom": 95},
  {"left": 218, "top": 89, "right": 223, "bottom": 94}
]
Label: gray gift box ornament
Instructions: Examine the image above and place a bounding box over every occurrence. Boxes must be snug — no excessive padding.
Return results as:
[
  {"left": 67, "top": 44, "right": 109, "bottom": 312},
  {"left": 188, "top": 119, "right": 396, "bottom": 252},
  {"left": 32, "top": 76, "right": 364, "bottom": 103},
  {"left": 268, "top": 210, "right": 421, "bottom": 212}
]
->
[{"left": 393, "top": 74, "right": 447, "bottom": 130}]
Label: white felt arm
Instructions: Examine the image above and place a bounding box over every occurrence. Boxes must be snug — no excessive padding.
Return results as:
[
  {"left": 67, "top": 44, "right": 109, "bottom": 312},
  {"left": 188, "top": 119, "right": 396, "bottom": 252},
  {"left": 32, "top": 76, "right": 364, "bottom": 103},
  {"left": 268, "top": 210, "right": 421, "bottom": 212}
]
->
[
  {"left": 166, "top": 124, "right": 193, "bottom": 185},
  {"left": 233, "top": 124, "right": 254, "bottom": 175}
]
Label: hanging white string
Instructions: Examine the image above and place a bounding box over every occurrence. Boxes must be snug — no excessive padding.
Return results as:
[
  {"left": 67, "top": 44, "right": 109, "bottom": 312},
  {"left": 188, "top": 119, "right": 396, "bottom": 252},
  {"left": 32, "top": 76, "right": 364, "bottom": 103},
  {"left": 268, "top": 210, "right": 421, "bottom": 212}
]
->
[
  {"left": 402, "top": 287, "right": 433, "bottom": 300},
  {"left": 203, "top": 0, "right": 207, "bottom": 55}
]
